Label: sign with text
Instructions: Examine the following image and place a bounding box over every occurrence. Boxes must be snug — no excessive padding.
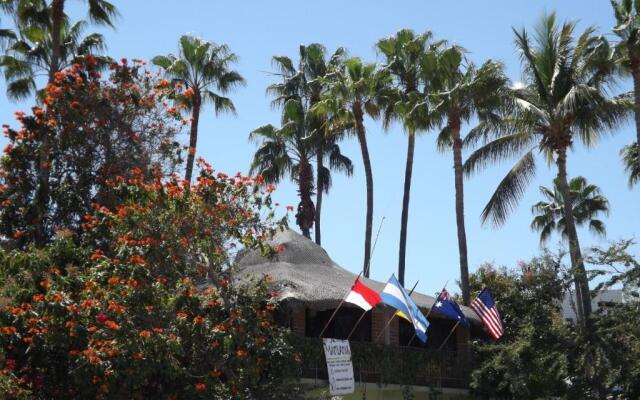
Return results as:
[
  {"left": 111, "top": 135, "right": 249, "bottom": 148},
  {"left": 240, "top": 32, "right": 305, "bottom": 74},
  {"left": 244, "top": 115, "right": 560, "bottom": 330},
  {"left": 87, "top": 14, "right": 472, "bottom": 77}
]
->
[{"left": 322, "top": 338, "right": 355, "bottom": 395}]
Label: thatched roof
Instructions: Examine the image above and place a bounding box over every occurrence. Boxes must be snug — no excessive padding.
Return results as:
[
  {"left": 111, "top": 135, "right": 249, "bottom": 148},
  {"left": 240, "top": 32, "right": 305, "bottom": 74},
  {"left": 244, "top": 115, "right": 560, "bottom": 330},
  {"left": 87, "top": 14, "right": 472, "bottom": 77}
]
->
[{"left": 235, "top": 229, "right": 480, "bottom": 323}]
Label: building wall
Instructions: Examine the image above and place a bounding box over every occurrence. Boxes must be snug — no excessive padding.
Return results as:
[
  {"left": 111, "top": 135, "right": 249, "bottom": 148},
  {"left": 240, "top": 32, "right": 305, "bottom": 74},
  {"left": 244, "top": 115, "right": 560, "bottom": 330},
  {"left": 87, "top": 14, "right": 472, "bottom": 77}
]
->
[{"left": 371, "top": 306, "right": 398, "bottom": 346}]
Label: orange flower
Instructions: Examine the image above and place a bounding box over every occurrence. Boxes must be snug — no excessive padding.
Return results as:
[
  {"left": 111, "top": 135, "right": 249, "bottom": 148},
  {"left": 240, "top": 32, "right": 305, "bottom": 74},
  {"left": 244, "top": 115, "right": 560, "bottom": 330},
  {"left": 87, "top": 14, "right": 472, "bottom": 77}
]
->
[
  {"left": 128, "top": 254, "right": 146, "bottom": 266},
  {"left": 236, "top": 349, "right": 248, "bottom": 357},
  {"left": 193, "top": 316, "right": 206, "bottom": 325},
  {"left": 40, "top": 279, "right": 51, "bottom": 289},
  {"left": 1, "top": 326, "right": 17, "bottom": 335},
  {"left": 194, "top": 383, "right": 206, "bottom": 391},
  {"left": 90, "top": 249, "right": 104, "bottom": 261},
  {"left": 255, "top": 337, "right": 266, "bottom": 345},
  {"left": 104, "top": 320, "right": 120, "bottom": 331},
  {"left": 139, "top": 330, "right": 151, "bottom": 338},
  {"left": 176, "top": 312, "right": 188, "bottom": 320}
]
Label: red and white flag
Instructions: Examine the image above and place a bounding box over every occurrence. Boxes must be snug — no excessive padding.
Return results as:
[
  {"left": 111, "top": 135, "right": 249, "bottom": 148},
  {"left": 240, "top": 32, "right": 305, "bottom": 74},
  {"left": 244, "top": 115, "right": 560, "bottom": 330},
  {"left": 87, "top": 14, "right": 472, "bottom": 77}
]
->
[{"left": 344, "top": 277, "right": 381, "bottom": 311}]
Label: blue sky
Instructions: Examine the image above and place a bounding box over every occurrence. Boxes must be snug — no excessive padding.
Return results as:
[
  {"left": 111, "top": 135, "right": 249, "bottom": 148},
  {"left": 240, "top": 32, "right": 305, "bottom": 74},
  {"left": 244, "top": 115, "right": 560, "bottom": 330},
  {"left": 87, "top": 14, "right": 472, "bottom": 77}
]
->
[{"left": 1, "top": 0, "right": 638, "bottom": 297}]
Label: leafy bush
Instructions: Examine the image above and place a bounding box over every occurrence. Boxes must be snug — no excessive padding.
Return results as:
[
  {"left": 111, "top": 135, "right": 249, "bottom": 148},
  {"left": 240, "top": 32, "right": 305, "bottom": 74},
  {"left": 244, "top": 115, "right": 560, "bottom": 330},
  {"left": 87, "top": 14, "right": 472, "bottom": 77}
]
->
[{"left": 0, "top": 165, "right": 302, "bottom": 399}]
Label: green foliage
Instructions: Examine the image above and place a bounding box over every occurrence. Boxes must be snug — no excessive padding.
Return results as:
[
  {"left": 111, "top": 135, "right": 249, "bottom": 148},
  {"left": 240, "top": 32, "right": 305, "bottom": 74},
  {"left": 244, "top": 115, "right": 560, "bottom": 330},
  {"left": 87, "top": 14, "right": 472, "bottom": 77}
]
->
[
  {"left": 0, "top": 14, "right": 110, "bottom": 100},
  {"left": 0, "top": 164, "right": 301, "bottom": 399},
  {"left": 470, "top": 243, "right": 640, "bottom": 399},
  {"left": 531, "top": 176, "right": 610, "bottom": 245},
  {"left": 250, "top": 44, "right": 353, "bottom": 238},
  {"left": 621, "top": 142, "right": 640, "bottom": 187},
  {"left": 466, "top": 13, "right": 630, "bottom": 227},
  {"left": 469, "top": 256, "right": 574, "bottom": 399},
  {"left": 0, "top": 60, "right": 184, "bottom": 247}
]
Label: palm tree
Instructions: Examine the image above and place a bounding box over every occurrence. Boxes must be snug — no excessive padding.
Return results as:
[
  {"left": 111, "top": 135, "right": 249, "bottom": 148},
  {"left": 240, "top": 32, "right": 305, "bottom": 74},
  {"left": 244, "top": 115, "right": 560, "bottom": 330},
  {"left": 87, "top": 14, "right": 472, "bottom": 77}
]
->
[
  {"left": 376, "top": 29, "right": 437, "bottom": 286},
  {"left": 0, "top": 19, "right": 108, "bottom": 99},
  {"left": 249, "top": 97, "right": 352, "bottom": 239},
  {"left": 611, "top": 0, "right": 640, "bottom": 183},
  {"left": 152, "top": 35, "right": 245, "bottom": 184},
  {"left": 464, "top": 14, "right": 630, "bottom": 324},
  {"left": 267, "top": 44, "right": 349, "bottom": 245},
  {"left": 0, "top": 13, "right": 16, "bottom": 47},
  {"left": 531, "top": 176, "right": 609, "bottom": 246},
  {"left": 46, "top": 0, "right": 116, "bottom": 83},
  {"left": 428, "top": 45, "right": 510, "bottom": 305},
  {"left": 621, "top": 143, "right": 640, "bottom": 186},
  {"left": 313, "top": 57, "right": 389, "bottom": 276}
]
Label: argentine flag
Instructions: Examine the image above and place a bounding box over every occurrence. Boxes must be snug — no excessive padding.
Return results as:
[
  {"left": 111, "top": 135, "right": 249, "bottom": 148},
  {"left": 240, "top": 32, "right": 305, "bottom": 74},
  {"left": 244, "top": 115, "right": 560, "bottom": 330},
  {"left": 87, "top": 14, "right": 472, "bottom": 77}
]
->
[{"left": 380, "top": 274, "right": 429, "bottom": 343}]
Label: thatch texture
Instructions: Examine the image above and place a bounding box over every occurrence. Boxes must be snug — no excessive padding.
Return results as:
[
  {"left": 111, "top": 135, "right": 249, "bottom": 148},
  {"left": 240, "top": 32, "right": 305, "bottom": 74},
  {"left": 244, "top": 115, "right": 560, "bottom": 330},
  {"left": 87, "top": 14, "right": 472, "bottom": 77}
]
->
[{"left": 235, "top": 229, "right": 480, "bottom": 323}]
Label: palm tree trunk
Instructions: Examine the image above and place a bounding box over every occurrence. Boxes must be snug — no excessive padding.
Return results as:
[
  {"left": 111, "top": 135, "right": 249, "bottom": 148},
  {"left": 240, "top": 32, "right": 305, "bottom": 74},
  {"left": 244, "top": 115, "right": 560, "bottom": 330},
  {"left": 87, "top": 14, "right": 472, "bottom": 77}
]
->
[
  {"left": 354, "top": 103, "right": 374, "bottom": 277},
  {"left": 398, "top": 130, "right": 415, "bottom": 286},
  {"left": 451, "top": 116, "right": 470, "bottom": 305},
  {"left": 556, "top": 146, "right": 592, "bottom": 326},
  {"left": 50, "top": 0, "right": 64, "bottom": 83},
  {"left": 315, "top": 146, "right": 323, "bottom": 245},
  {"left": 296, "top": 159, "right": 315, "bottom": 239},
  {"left": 184, "top": 94, "right": 201, "bottom": 184},
  {"left": 630, "top": 57, "right": 640, "bottom": 166},
  {"left": 33, "top": 0, "right": 65, "bottom": 246}
]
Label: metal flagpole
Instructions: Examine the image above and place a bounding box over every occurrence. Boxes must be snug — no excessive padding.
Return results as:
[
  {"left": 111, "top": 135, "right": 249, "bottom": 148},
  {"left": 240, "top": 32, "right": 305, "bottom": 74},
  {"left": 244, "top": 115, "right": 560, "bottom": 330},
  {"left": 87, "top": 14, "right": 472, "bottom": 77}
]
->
[
  {"left": 318, "top": 271, "right": 363, "bottom": 338},
  {"left": 374, "top": 280, "right": 419, "bottom": 343},
  {"left": 438, "top": 320, "right": 460, "bottom": 351},
  {"left": 405, "top": 280, "right": 449, "bottom": 347},
  {"left": 344, "top": 217, "right": 386, "bottom": 341}
]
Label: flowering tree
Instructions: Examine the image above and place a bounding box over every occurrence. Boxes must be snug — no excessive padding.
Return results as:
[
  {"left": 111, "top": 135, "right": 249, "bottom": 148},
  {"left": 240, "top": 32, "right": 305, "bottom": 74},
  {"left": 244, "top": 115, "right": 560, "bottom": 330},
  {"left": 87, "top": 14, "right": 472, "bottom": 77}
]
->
[
  {"left": 0, "top": 58, "right": 184, "bottom": 247},
  {"left": 0, "top": 164, "right": 302, "bottom": 399}
]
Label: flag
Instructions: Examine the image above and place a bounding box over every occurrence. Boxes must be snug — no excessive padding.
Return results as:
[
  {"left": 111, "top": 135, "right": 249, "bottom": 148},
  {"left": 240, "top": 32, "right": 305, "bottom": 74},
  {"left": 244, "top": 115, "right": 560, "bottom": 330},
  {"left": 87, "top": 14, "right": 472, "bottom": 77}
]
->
[
  {"left": 344, "top": 277, "right": 381, "bottom": 311},
  {"left": 432, "top": 288, "right": 469, "bottom": 326},
  {"left": 380, "top": 274, "right": 429, "bottom": 343},
  {"left": 471, "top": 288, "right": 504, "bottom": 340}
]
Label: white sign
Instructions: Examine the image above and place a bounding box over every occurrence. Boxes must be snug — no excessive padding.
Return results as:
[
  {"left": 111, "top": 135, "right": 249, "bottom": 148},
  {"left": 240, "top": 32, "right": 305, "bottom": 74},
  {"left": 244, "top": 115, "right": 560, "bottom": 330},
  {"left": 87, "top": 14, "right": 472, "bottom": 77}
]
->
[{"left": 322, "top": 338, "right": 355, "bottom": 395}]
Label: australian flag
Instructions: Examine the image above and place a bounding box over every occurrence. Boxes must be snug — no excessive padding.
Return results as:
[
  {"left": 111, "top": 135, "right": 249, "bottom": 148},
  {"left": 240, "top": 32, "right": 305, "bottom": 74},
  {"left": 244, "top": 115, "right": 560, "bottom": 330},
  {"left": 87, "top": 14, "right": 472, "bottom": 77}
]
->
[{"left": 433, "top": 288, "right": 469, "bottom": 327}]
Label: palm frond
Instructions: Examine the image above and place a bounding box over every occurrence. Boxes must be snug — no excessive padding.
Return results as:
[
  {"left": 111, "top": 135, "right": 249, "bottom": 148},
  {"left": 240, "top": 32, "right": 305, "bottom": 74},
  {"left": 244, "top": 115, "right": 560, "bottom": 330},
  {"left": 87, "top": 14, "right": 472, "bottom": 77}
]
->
[{"left": 481, "top": 151, "right": 537, "bottom": 226}]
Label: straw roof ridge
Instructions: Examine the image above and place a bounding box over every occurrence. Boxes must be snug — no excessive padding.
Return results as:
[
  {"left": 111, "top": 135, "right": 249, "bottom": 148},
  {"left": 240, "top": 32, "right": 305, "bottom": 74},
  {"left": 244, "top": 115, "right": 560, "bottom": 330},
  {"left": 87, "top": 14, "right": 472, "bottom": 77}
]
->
[{"left": 235, "top": 229, "right": 480, "bottom": 323}]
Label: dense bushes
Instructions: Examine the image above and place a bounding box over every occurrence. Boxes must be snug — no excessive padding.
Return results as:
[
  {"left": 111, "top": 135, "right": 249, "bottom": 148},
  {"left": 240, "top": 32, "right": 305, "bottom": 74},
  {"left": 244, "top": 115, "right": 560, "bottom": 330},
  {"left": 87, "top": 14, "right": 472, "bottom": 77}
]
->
[{"left": 0, "top": 164, "right": 302, "bottom": 399}]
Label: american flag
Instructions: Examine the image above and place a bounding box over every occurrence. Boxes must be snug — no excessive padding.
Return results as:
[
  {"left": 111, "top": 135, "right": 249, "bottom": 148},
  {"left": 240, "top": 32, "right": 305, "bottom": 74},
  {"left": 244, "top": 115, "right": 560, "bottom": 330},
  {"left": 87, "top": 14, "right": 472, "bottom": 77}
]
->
[{"left": 471, "top": 288, "right": 504, "bottom": 340}]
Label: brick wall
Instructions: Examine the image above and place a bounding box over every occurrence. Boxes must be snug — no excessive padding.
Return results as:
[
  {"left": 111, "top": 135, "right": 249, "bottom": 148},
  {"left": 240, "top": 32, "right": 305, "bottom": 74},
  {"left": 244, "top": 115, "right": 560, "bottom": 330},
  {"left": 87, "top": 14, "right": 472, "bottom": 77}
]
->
[{"left": 371, "top": 306, "right": 399, "bottom": 345}]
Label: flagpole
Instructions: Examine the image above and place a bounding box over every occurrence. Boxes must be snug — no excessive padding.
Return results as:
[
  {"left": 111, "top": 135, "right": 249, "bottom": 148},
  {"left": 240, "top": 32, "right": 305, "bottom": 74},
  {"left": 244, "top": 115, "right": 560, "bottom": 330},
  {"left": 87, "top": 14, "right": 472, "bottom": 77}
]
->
[
  {"left": 346, "top": 309, "right": 367, "bottom": 341},
  {"left": 406, "top": 280, "right": 448, "bottom": 347},
  {"left": 438, "top": 320, "right": 460, "bottom": 351},
  {"left": 318, "top": 271, "right": 363, "bottom": 338},
  {"left": 374, "top": 280, "right": 419, "bottom": 343}
]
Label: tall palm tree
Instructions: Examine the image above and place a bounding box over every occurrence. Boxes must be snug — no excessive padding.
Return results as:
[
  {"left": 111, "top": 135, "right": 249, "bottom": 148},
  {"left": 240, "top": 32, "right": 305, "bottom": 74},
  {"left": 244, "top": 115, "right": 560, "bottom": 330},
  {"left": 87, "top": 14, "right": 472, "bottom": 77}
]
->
[
  {"left": 249, "top": 97, "right": 352, "bottom": 239},
  {"left": 428, "top": 45, "right": 510, "bottom": 305},
  {"left": 531, "top": 176, "right": 609, "bottom": 246},
  {"left": 153, "top": 35, "right": 245, "bottom": 184},
  {"left": 267, "top": 43, "right": 348, "bottom": 245},
  {"left": 376, "top": 29, "right": 437, "bottom": 286},
  {"left": 464, "top": 14, "right": 630, "bottom": 324},
  {"left": 611, "top": 0, "right": 640, "bottom": 184},
  {"left": 0, "top": 19, "right": 108, "bottom": 99},
  {"left": 313, "top": 57, "right": 389, "bottom": 276},
  {"left": 46, "top": 0, "right": 115, "bottom": 83}
]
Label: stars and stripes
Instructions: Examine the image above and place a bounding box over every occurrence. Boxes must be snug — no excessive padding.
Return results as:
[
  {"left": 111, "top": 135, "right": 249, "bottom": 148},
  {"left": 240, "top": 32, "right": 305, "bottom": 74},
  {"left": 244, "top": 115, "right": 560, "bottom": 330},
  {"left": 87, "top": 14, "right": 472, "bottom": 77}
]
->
[{"left": 471, "top": 288, "right": 504, "bottom": 340}]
